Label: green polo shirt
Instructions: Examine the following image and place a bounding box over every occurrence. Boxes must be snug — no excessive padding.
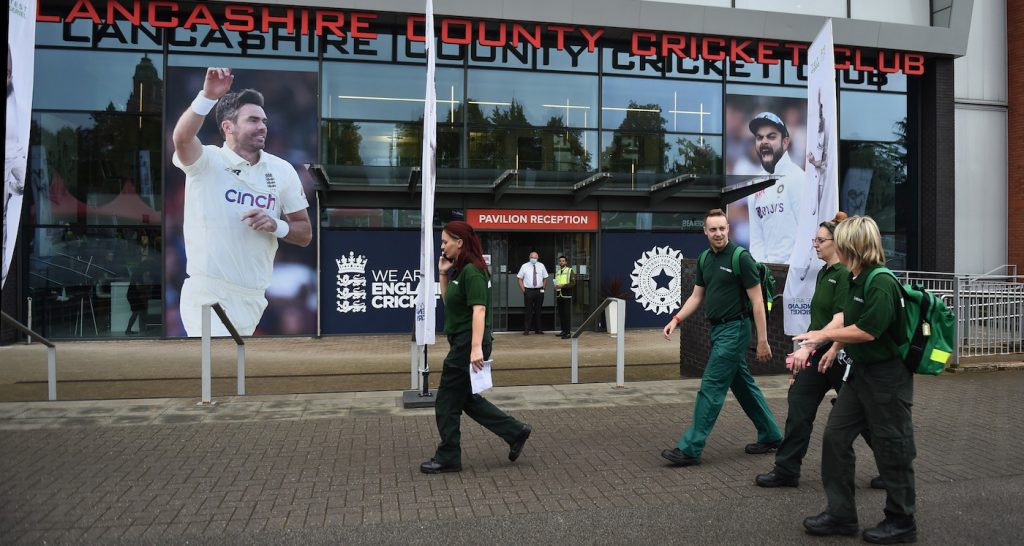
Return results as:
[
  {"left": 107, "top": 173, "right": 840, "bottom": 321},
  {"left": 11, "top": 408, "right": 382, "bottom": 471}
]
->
[
  {"left": 843, "top": 264, "right": 907, "bottom": 365},
  {"left": 809, "top": 262, "right": 850, "bottom": 331},
  {"left": 443, "top": 265, "right": 492, "bottom": 334},
  {"left": 696, "top": 242, "right": 759, "bottom": 322}
]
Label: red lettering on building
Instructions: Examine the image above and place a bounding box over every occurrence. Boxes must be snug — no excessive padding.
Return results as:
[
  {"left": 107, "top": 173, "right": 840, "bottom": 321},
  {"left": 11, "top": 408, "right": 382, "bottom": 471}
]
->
[
  {"left": 548, "top": 25, "right": 574, "bottom": 50},
  {"left": 661, "top": 33, "right": 687, "bottom": 58},
  {"left": 407, "top": 15, "right": 425, "bottom": 42},
  {"left": 785, "top": 42, "right": 807, "bottom": 65},
  {"left": 441, "top": 18, "right": 472, "bottom": 45},
  {"left": 757, "top": 40, "right": 779, "bottom": 65},
  {"left": 729, "top": 39, "right": 754, "bottom": 63},
  {"left": 66, "top": 0, "right": 102, "bottom": 23},
  {"left": 834, "top": 46, "right": 852, "bottom": 70},
  {"left": 350, "top": 12, "right": 377, "bottom": 39},
  {"left": 223, "top": 5, "right": 254, "bottom": 32},
  {"left": 578, "top": 27, "right": 603, "bottom": 52},
  {"left": 316, "top": 10, "right": 345, "bottom": 37},
  {"left": 260, "top": 7, "right": 294, "bottom": 34},
  {"left": 183, "top": 3, "right": 218, "bottom": 30},
  {"left": 107, "top": 0, "right": 141, "bottom": 26},
  {"left": 903, "top": 53, "right": 925, "bottom": 75},
  {"left": 631, "top": 32, "right": 657, "bottom": 56},
  {"left": 147, "top": 1, "right": 179, "bottom": 28},
  {"left": 878, "top": 51, "right": 901, "bottom": 73},
  {"left": 511, "top": 23, "right": 541, "bottom": 48},
  {"left": 702, "top": 37, "right": 726, "bottom": 61}
]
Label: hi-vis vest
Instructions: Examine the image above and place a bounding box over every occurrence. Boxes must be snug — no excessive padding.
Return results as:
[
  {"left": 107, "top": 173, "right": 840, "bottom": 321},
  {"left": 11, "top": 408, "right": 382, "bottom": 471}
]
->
[{"left": 556, "top": 266, "right": 574, "bottom": 298}]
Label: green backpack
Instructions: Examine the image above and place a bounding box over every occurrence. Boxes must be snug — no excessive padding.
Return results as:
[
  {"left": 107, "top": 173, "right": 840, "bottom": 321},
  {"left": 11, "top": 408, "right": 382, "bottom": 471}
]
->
[
  {"left": 864, "top": 267, "right": 955, "bottom": 375},
  {"left": 698, "top": 246, "right": 776, "bottom": 317}
]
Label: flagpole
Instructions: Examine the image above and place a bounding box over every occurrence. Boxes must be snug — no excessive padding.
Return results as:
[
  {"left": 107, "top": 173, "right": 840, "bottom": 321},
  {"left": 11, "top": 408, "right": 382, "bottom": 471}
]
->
[{"left": 405, "top": 0, "right": 438, "bottom": 408}]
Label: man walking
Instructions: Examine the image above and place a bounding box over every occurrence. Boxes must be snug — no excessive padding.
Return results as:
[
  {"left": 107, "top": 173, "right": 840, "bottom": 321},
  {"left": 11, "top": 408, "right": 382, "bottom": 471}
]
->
[
  {"left": 660, "top": 208, "right": 782, "bottom": 466},
  {"left": 517, "top": 251, "right": 548, "bottom": 334},
  {"left": 554, "top": 255, "right": 575, "bottom": 339}
]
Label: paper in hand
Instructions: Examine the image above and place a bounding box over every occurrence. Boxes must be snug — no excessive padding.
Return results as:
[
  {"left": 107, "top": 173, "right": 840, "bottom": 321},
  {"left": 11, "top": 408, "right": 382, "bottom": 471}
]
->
[{"left": 471, "top": 359, "right": 494, "bottom": 394}]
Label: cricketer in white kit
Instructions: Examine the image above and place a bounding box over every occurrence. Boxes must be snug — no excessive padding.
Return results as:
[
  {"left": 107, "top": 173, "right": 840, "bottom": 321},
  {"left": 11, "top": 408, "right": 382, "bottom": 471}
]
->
[
  {"left": 746, "top": 111, "right": 805, "bottom": 264},
  {"left": 172, "top": 67, "right": 312, "bottom": 336}
]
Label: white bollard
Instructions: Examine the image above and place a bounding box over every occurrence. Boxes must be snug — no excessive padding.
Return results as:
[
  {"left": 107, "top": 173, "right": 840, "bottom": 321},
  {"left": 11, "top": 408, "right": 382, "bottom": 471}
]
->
[{"left": 201, "top": 304, "right": 212, "bottom": 404}]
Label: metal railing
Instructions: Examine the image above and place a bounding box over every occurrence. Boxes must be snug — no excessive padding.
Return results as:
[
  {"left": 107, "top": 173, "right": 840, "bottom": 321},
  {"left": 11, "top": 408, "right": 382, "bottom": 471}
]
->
[
  {"left": 894, "top": 270, "right": 1024, "bottom": 364},
  {"left": 199, "top": 303, "right": 246, "bottom": 405},
  {"left": 569, "top": 297, "right": 625, "bottom": 386},
  {"left": 1, "top": 311, "right": 58, "bottom": 401}
]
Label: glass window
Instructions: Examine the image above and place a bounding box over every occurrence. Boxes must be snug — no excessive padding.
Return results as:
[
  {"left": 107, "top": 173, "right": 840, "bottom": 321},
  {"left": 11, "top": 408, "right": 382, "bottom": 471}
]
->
[
  {"left": 321, "top": 208, "right": 422, "bottom": 229},
  {"left": 538, "top": 42, "right": 599, "bottom": 72},
  {"left": 601, "top": 211, "right": 706, "bottom": 231},
  {"left": 168, "top": 54, "right": 317, "bottom": 72},
  {"left": 602, "top": 78, "right": 722, "bottom": 134},
  {"left": 33, "top": 50, "right": 164, "bottom": 112},
  {"left": 30, "top": 112, "right": 163, "bottom": 225},
  {"left": 468, "top": 128, "right": 597, "bottom": 171},
  {"left": 840, "top": 91, "right": 907, "bottom": 142},
  {"left": 322, "top": 63, "right": 464, "bottom": 123},
  {"left": 467, "top": 70, "right": 597, "bottom": 128},
  {"left": 839, "top": 68, "right": 908, "bottom": 92},
  {"left": 27, "top": 226, "right": 162, "bottom": 339},
  {"left": 321, "top": 121, "right": 461, "bottom": 168},
  {"left": 469, "top": 43, "right": 535, "bottom": 69},
  {"left": 602, "top": 46, "right": 665, "bottom": 77},
  {"left": 36, "top": 19, "right": 164, "bottom": 50},
  {"left": 322, "top": 31, "right": 395, "bottom": 61},
  {"left": 726, "top": 59, "right": 782, "bottom": 84},
  {"left": 396, "top": 35, "right": 470, "bottom": 66},
  {"left": 839, "top": 139, "right": 909, "bottom": 234},
  {"left": 600, "top": 133, "right": 722, "bottom": 176}
]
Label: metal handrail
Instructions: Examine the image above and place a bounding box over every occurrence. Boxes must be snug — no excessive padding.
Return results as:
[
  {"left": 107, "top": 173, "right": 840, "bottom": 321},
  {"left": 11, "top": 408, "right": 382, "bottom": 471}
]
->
[
  {"left": 199, "top": 303, "right": 246, "bottom": 405},
  {"left": 1, "top": 311, "right": 58, "bottom": 400},
  {"left": 569, "top": 297, "right": 625, "bottom": 387}
]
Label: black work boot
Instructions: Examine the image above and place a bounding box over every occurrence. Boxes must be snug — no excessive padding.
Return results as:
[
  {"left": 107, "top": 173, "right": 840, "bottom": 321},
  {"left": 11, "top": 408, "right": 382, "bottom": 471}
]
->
[{"left": 862, "top": 513, "right": 917, "bottom": 544}]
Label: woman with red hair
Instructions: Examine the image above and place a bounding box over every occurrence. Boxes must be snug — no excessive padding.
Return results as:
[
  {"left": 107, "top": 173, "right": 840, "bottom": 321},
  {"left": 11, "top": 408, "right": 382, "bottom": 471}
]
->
[{"left": 420, "top": 221, "right": 532, "bottom": 474}]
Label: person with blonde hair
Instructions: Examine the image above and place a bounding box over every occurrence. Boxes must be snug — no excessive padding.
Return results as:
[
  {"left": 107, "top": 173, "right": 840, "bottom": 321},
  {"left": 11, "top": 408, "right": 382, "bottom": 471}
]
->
[
  {"left": 755, "top": 212, "right": 882, "bottom": 490},
  {"left": 794, "top": 216, "right": 917, "bottom": 544}
]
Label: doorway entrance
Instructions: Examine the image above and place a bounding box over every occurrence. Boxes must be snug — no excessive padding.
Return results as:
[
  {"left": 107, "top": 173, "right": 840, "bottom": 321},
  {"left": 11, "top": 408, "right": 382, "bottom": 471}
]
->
[{"left": 480, "top": 232, "right": 593, "bottom": 332}]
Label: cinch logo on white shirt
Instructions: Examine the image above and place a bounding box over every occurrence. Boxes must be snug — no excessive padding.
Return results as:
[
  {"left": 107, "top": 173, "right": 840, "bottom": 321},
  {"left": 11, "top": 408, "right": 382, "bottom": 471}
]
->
[{"left": 225, "top": 188, "right": 277, "bottom": 210}]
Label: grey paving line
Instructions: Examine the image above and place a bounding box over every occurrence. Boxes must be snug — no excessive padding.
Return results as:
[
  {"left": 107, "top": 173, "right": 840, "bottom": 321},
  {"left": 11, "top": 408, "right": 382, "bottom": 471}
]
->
[{"left": 0, "top": 377, "right": 793, "bottom": 430}]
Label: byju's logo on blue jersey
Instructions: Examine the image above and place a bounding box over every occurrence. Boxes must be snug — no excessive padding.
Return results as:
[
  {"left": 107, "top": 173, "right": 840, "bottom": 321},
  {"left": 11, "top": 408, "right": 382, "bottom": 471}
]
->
[{"left": 224, "top": 188, "right": 277, "bottom": 210}]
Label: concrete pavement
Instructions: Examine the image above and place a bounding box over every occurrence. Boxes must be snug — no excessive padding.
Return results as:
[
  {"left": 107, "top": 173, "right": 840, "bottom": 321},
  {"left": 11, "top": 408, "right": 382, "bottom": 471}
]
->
[{"left": 2, "top": 370, "right": 1023, "bottom": 544}]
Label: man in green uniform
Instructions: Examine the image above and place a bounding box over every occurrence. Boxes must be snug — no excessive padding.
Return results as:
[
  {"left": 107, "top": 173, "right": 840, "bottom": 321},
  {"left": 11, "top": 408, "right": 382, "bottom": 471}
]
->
[
  {"left": 795, "top": 215, "right": 916, "bottom": 544},
  {"left": 660, "top": 208, "right": 782, "bottom": 466}
]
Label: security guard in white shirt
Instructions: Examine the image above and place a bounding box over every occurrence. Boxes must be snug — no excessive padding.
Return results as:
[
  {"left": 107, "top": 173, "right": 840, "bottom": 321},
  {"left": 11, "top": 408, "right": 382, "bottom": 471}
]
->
[
  {"left": 516, "top": 251, "right": 549, "bottom": 334},
  {"left": 747, "top": 112, "right": 805, "bottom": 264},
  {"left": 171, "top": 67, "right": 312, "bottom": 336}
]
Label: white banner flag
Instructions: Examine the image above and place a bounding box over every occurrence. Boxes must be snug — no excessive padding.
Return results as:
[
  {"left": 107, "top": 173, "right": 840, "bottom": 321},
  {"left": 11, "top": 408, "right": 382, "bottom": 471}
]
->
[
  {"left": 784, "top": 20, "right": 839, "bottom": 335},
  {"left": 3, "top": 0, "right": 37, "bottom": 289},
  {"left": 414, "top": 0, "right": 438, "bottom": 346}
]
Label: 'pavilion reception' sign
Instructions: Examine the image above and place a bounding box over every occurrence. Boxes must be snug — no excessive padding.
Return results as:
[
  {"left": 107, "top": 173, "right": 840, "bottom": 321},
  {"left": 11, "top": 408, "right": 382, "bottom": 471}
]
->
[{"left": 467, "top": 209, "right": 599, "bottom": 231}]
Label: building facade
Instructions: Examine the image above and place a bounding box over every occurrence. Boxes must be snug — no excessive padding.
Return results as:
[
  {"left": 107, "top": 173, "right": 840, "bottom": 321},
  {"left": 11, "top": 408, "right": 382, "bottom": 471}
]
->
[{"left": 1, "top": 0, "right": 987, "bottom": 341}]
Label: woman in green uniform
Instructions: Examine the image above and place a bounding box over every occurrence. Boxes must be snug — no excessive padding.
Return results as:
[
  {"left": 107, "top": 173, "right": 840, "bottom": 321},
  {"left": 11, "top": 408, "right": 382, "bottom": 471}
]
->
[
  {"left": 420, "top": 221, "right": 532, "bottom": 474},
  {"left": 795, "top": 216, "right": 917, "bottom": 544},
  {"left": 756, "top": 212, "right": 880, "bottom": 488}
]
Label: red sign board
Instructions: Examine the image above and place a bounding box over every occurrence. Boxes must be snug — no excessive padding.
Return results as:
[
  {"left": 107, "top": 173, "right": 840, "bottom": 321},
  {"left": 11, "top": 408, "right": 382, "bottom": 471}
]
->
[{"left": 467, "top": 209, "right": 599, "bottom": 232}]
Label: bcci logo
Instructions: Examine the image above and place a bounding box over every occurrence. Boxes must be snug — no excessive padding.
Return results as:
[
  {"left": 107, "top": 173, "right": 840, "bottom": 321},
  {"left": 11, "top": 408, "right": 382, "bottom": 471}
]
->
[
  {"left": 336, "top": 251, "right": 368, "bottom": 313},
  {"left": 629, "top": 246, "right": 683, "bottom": 315}
]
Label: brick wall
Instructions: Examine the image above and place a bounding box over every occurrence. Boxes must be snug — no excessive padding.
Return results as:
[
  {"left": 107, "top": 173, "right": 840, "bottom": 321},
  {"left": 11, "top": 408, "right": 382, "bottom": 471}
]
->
[
  {"left": 677, "top": 259, "right": 791, "bottom": 377},
  {"left": 1010, "top": 5, "right": 1023, "bottom": 271}
]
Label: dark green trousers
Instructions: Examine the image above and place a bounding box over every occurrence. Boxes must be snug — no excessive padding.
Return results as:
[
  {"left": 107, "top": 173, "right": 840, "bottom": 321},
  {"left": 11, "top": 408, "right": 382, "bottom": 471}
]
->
[
  {"left": 433, "top": 329, "right": 524, "bottom": 466},
  {"left": 773, "top": 352, "right": 872, "bottom": 478},
  {"left": 676, "top": 318, "right": 782, "bottom": 458},
  {"left": 822, "top": 358, "right": 916, "bottom": 521}
]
